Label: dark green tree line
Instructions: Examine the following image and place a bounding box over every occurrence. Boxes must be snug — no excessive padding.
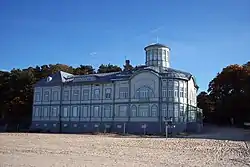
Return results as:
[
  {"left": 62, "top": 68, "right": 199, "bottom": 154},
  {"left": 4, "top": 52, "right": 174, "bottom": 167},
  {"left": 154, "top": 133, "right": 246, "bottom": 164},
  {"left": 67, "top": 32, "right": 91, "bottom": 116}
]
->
[{"left": 197, "top": 61, "right": 250, "bottom": 126}]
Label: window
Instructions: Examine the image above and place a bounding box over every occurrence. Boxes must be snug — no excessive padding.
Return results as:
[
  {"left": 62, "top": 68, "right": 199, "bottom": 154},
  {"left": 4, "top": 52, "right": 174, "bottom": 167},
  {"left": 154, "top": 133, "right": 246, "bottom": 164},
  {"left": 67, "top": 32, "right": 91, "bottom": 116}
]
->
[
  {"left": 168, "top": 90, "right": 173, "bottom": 97},
  {"left": 119, "top": 105, "right": 127, "bottom": 117},
  {"left": 93, "top": 89, "right": 100, "bottom": 100},
  {"left": 72, "top": 90, "right": 80, "bottom": 101},
  {"left": 72, "top": 106, "right": 78, "bottom": 117},
  {"left": 189, "top": 110, "right": 196, "bottom": 122},
  {"left": 43, "top": 107, "right": 48, "bottom": 117},
  {"left": 184, "top": 88, "right": 187, "bottom": 98},
  {"left": 51, "top": 107, "right": 58, "bottom": 117},
  {"left": 174, "top": 81, "right": 178, "bottom": 86},
  {"left": 119, "top": 87, "right": 128, "bottom": 99},
  {"left": 180, "top": 104, "right": 184, "bottom": 116},
  {"left": 82, "top": 90, "right": 89, "bottom": 100},
  {"left": 162, "top": 88, "right": 167, "bottom": 97},
  {"left": 103, "top": 105, "right": 112, "bottom": 117},
  {"left": 139, "top": 105, "right": 149, "bottom": 117},
  {"left": 168, "top": 79, "right": 173, "bottom": 86},
  {"left": 174, "top": 104, "right": 179, "bottom": 122},
  {"left": 174, "top": 90, "right": 178, "bottom": 97},
  {"left": 43, "top": 91, "right": 49, "bottom": 102},
  {"left": 52, "top": 91, "right": 58, "bottom": 101},
  {"left": 180, "top": 87, "right": 184, "bottom": 98},
  {"left": 35, "top": 92, "right": 40, "bottom": 102},
  {"left": 93, "top": 106, "right": 100, "bottom": 117},
  {"left": 162, "top": 80, "right": 167, "bottom": 87},
  {"left": 63, "top": 90, "right": 70, "bottom": 101},
  {"left": 151, "top": 105, "right": 157, "bottom": 117},
  {"left": 136, "top": 86, "right": 154, "bottom": 99},
  {"left": 162, "top": 104, "right": 167, "bottom": 117},
  {"left": 105, "top": 88, "right": 112, "bottom": 99},
  {"left": 131, "top": 105, "right": 137, "bottom": 117},
  {"left": 80, "top": 106, "right": 89, "bottom": 118},
  {"left": 168, "top": 104, "right": 173, "bottom": 117},
  {"left": 63, "top": 107, "right": 68, "bottom": 117},
  {"left": 34, "top": 107, "right": 39, "bottom": 117}
]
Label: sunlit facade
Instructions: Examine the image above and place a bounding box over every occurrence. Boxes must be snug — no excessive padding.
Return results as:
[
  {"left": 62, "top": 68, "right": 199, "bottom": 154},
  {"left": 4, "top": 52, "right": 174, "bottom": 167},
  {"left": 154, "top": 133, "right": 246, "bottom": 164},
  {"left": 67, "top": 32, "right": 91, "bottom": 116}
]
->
[{"left": 30, "top": 43, "right": 202, "bottom": 134}]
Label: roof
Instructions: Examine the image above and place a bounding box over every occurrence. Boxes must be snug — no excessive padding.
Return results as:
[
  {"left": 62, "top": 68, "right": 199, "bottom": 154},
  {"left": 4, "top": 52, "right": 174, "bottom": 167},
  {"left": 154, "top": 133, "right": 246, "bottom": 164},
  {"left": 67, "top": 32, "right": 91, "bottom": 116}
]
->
[
  {"left": 144, "top": 43, "right": 170, "bottom": 50},
  {"left": 34, "top": 66, "right": 198, "bottom": 89}
]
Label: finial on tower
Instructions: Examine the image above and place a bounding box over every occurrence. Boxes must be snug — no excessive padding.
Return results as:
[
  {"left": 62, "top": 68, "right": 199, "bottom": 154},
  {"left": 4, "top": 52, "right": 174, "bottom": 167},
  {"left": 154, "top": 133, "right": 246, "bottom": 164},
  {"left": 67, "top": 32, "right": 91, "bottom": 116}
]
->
[{"left": 156, "top": 36, "right": 159, "bottom": 43}]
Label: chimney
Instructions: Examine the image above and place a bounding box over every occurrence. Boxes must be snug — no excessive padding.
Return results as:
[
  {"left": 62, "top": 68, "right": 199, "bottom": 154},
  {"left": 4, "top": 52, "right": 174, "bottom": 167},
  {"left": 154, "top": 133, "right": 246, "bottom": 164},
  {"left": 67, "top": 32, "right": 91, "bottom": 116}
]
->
[
  {"left": 124, "top": 59, "right": 132, "bottom": 71},
  {"left": 125, "top": 60, "right": 130, "bottom": 66}
]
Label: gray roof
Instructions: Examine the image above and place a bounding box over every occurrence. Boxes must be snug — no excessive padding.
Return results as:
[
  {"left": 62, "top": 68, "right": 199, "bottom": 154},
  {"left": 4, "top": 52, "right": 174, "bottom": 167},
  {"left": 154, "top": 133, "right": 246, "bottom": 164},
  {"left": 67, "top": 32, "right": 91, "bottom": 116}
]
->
[
  {"left": 34, "top": 66, "right": 198, "bottom": 88},
  {"left": 144, "top": 43, "right": 170, "bottom": 50}
]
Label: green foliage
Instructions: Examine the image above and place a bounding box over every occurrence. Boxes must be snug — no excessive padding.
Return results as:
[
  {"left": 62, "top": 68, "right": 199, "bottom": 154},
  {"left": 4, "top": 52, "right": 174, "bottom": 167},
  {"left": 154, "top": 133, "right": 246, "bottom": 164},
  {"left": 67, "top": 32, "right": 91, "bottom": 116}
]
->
[{"left": 198, "top": 61, "right": 250, "bottom": 125}]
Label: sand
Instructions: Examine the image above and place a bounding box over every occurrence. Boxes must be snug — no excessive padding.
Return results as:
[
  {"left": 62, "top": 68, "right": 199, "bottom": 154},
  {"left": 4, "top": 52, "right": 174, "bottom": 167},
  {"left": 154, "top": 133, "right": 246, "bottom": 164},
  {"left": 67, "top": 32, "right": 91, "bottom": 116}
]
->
[{"left": 0, "top": 133, "right": 249, "bottom": 167}]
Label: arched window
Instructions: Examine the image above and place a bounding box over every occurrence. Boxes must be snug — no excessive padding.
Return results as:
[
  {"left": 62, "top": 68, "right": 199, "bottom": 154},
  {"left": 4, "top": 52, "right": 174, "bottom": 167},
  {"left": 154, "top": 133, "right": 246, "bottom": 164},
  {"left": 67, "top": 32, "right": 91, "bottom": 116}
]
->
[
  {"left": 135, "top": 86, "right": 154, "bottom": 99},
  {"left": 131, "top": 105, "right": 137, "bottom": 117},
  {"left": 151, "top": 105, "right": 158, "bottom": 117}
]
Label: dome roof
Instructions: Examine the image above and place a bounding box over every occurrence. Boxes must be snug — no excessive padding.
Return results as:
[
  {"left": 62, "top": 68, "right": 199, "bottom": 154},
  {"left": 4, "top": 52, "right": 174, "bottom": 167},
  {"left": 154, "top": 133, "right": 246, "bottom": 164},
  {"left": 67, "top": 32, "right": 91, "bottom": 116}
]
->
[{"left": 144, "top": 43, "right": 170, "bottom": 50}]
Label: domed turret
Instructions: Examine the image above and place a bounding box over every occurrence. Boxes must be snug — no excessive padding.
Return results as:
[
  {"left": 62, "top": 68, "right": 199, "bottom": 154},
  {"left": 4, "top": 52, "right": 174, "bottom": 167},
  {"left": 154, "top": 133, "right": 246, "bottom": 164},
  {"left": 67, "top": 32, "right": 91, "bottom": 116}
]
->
[{"left": 144, "top": 43, "right": 170, "bottom": 68}]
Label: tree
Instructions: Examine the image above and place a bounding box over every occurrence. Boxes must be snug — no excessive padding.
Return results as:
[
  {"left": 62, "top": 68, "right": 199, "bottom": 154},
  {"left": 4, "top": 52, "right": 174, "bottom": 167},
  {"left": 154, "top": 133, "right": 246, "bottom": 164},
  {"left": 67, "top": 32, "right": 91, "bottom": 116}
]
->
[
  {"left": 97, "top": 64, "right": 122, "bottom": 73},
  {"left": 207, "top": 64, "right": 250, "bottom": 125},
  {"left": 197, "top": 91, "right": 214, "bottom": 122},
  {"left": 73, "top": 65, "right": 95, "bottom": 75}
]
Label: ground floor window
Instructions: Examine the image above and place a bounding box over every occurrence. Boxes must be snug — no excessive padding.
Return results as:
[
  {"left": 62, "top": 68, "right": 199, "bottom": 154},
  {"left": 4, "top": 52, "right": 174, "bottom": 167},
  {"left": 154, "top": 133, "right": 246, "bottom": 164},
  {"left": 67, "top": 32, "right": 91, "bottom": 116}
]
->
[
  {"left": 131, "top": 105, "right": 137, "bottom": 117},
  {"left": 92, "top": 106, "right": 101, "bottom": 117},
  {"left": 138, "top": 104, "right": 149, "bottom": 117},
  {"left": 80, "top": 106, "right": 89, "bottom": 118},
  {"left": 103, "top": 105, "right": 112, "bottom": 118},
  {"left": 118, "top": 105, "right": 127, "bottom": 117},
  {"left": 151, "top": 105, "right": 158, "bottom": 117}
]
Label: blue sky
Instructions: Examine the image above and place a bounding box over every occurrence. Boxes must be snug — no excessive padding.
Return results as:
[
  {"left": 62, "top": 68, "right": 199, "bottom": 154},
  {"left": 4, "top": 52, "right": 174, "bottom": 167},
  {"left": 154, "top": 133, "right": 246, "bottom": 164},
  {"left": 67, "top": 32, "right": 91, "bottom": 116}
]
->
[{"left": 0, "top": 0, "right": 249, "bottom": 92}]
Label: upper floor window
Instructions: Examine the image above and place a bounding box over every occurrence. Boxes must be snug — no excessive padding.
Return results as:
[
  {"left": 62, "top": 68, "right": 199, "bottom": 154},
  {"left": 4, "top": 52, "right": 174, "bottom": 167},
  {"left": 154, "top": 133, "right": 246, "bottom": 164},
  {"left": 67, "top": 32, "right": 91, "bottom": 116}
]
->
[
  {"left": 136, "top": 86, "right": 154, "bottom": 99},
  {"left": 119, "top": 87, "right": 128, "bottom": 99},
  {"left": 72, "top": 90, "right": 80, "bottom": 101},
  {"left": 34, "top": 92, "right": 41, "bottom": 102},
  {"left": 162, "top": 88, "right": 167, "bottom": 97},
  {"left": 184, "top": 88, "right": 187, "bottom": 98},
  {"left": 43, "top": 91, "right": 49, "bottom": 102},
  {"left": 52, "top": 91, "right": 58, "bottom": 101},
  {"left": 82, "top": 90, "right": 89, "bottom": 101},
  {"left": 93, "top": 89, "right": 100, "bottom": 100},
  {"left": 105, "top": 88, "right": 112, "bottom": 99},
  {"left": 168, "top": 79, "right": 173, "bottom": 86},
  {"left": 63, "top": 90, "right": 70, "bottom": 101},
  {"left": 174, "top": 90, "right": 178, "bottom": 97},
  {"left": 168, "top": 90, "right": 173, "bottom": 97}
]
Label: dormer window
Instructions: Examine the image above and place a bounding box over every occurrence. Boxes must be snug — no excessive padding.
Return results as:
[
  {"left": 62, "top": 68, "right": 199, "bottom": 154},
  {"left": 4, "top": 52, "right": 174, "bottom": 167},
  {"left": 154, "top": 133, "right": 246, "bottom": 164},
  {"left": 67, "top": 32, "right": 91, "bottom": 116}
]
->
[{"left": 47, "top": 76, "right": 52, "bottom": 82}]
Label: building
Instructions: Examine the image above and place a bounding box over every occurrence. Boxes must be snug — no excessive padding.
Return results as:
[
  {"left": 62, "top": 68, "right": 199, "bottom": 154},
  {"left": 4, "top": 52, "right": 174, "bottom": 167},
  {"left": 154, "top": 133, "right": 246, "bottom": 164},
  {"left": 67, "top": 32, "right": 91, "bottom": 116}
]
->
[{"left": 30, "top": 43, "right": 203, "bottom": 134}]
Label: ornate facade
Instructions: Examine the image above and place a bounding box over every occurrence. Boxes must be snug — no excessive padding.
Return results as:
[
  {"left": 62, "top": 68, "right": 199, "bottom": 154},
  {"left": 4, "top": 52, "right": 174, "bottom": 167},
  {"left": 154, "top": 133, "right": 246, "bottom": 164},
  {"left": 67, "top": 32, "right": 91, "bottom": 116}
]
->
[{"left": 30, "top": 43, "right": 202, "bottom": 134}]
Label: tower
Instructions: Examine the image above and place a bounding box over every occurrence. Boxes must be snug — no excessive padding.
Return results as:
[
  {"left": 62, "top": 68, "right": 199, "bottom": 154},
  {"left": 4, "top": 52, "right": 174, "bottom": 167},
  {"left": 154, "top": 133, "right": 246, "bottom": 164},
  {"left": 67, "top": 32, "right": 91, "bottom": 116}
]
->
[{"left": 144, "top": 43, "right": 170, "bottom": 68}]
